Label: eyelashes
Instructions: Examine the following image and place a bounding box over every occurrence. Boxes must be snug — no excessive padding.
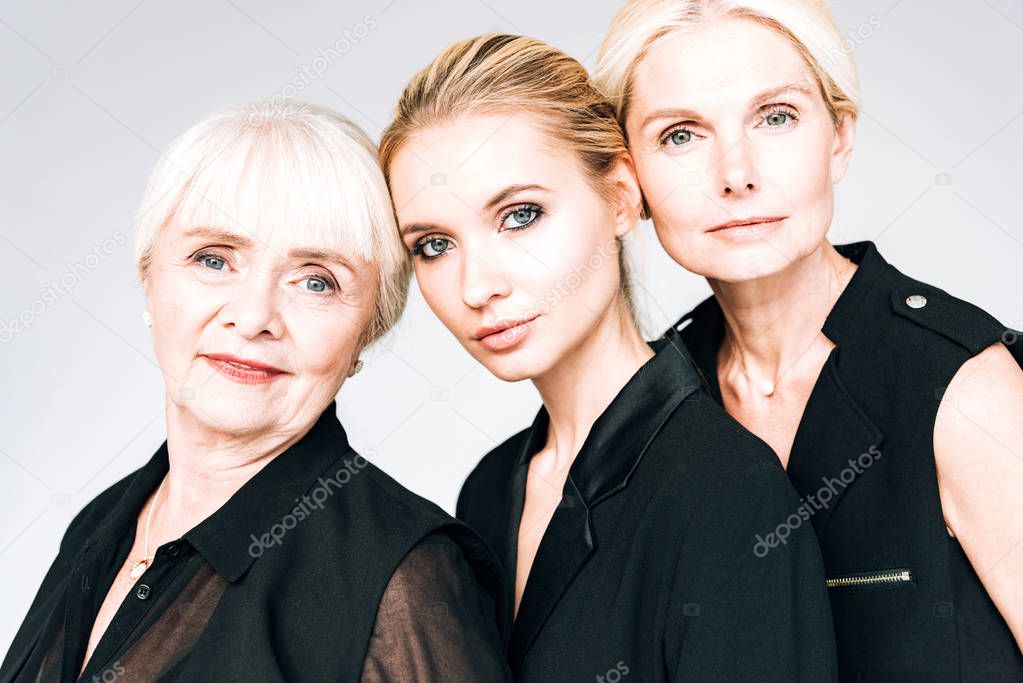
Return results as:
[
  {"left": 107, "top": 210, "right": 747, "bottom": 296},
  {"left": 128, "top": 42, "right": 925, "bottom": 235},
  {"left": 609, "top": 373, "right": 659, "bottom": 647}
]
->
[
  {"left": 657, "top": 104, "right": 800, "bottom": 148},
  {"left": 410, "top": 203, "right": 544, "bottom": 262},
  {"left": 192, "top": 250, "right": 338, "bottom": 294},
  {"left": 410, "top": 236, "right": 451, "bottom": 260}
]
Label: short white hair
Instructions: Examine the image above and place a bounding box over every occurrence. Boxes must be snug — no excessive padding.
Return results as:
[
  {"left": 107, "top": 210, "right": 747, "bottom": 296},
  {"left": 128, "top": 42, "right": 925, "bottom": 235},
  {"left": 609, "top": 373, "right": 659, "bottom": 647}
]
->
[
  {"left": 594, "top": 0, "right": 861, "bottom": 130},
  {"left": 133, "top": 100, "right": 411, "bottom": 345}
]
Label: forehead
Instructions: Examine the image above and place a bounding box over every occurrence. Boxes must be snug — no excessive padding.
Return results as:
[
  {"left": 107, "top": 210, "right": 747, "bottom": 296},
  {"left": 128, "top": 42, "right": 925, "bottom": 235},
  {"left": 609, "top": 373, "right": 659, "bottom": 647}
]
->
[
  {"left": 631, "top": 17, "right": 816, "bottom": 113},
  {"left": 389, "top": 114, "right": 588, "bottom": 221}
]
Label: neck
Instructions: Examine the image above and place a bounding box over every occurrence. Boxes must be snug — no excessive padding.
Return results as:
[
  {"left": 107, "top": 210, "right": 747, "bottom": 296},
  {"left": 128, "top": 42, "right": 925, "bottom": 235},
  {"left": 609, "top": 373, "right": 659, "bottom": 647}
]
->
[
  {"left": 155, "top": 397, "right": 316, "bottom": 539},
  {"left": 532, "top": 297, "right": 654, "bottom": 471},
  {"left": 710, "top": 240, "right": 855, "bottom": 379}
]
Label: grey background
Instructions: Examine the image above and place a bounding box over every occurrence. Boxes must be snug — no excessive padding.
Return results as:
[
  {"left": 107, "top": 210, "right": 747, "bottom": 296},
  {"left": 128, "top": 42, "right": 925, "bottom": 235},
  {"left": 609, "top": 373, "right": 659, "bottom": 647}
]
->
[{"left": 2, "top": 0, "right": 1021, "bottom": 652}]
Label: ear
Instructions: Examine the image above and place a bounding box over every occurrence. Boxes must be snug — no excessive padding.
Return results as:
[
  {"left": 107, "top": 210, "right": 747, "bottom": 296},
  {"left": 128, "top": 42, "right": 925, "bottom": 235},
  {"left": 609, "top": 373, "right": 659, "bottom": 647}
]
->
[
  {"left": 830, "top": 112, "right": 857, "bottom": 185},
  {"left": 608, "top": 153, "right": 645, "bottom": 239}
]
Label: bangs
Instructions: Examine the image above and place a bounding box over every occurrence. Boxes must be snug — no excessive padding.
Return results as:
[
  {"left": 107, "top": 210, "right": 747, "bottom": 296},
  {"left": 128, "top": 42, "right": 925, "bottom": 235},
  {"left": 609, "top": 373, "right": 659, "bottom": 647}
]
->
[
  {"left": 169, "top": 110, "right": 391, "bottom": 265},
  {"left": 134, "top": 101, "right": 411, "bottom": 345}
]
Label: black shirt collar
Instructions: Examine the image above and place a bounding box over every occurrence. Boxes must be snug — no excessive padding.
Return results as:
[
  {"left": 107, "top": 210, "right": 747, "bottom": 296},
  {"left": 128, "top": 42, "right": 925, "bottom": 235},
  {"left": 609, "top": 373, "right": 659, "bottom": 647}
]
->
[
  {"left": 821, "top": 241, "right": 891, "bottom": 345},
  {"left": 515, "top": 330, "right": 702, "bottom": 507},
  {"left": 84, "top": 401, "right": 353, "bottom": 583},
  {"left": 676, "top": 241, "right": 890, "bottom": 386}
]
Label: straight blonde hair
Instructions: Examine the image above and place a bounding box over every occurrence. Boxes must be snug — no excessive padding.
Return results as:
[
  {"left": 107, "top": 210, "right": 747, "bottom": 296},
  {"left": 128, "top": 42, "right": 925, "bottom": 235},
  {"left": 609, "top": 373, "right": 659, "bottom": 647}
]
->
[
  {"left": 594, "top": 0, "right": 861, "bottom": 131},
  {"left": 379, "top": 33, "right": 640, "bottom": 322}
]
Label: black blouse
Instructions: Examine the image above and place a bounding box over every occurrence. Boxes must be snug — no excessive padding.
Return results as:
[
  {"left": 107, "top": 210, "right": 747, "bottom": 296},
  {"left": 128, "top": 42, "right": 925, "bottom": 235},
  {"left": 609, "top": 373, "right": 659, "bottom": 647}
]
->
[
  {"left": 1, "top": 401, "right": 511, "bottom": 682},
  {"left": 673, "top": 241, "right": 1023, "bottom": 681},
  {"left": 457, "top": 331, "right": 839, "bottom": 681}
]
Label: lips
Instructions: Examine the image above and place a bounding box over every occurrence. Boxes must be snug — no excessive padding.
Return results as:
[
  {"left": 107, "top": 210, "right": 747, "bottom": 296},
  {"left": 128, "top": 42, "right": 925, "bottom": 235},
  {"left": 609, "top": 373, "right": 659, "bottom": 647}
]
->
[
  {"left": 707, "top": 216, "right": 786, "bottom": 233},
  {"left": 202, "top": 354, "right": 287, "bottom": 384},
  {"left": 473, "top": 315, "right": 539, "bottom": 352}
]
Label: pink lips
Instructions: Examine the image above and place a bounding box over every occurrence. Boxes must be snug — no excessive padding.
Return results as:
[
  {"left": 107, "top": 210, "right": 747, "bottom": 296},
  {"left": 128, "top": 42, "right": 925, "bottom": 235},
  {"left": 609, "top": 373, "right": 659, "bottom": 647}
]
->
[
  {"left": 473, "top": 315, "right": 539, "bottom": 352},
  {"left": 202, "top": 354, "right": 287, "bottom": 385},
  {"left": 707, "top": 216, "right": 786, "bottom": 240}
]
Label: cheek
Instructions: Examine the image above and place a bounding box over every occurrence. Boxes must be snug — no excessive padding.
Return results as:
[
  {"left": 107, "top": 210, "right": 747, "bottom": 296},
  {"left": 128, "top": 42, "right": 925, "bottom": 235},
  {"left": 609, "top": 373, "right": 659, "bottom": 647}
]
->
[
  {"left": 150, "top": 273, "right": 210, "bottom": 346},
  {"left": 762, "top": 136, "right": 832, "bottom": 206},
  {"left": 415, "top": 260, "right": 465, "bottom": 331},
  {"left": 529, "top": 210, "right": 621, "bottom": 311}
]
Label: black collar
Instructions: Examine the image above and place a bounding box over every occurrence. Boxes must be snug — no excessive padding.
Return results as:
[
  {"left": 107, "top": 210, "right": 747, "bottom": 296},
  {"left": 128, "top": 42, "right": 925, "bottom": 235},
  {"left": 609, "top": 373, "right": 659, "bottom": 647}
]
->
[
  {"left": 82, "top": 401, "right": 352, "bottom": 583},
  {"left": 515, "top": 329, "right": 703, "bottom": 508},
  {"left": 506, "top": 329, "right": 703, "bottom": 671},
  {"left": 675, "top": 240, "right": 891, "bottom": 387},
  {"left": 671, "top": 241, "right": 889, "bottom": 535},
  {"left": 822, "top": 241, "right": 892, "bottom": 346}
]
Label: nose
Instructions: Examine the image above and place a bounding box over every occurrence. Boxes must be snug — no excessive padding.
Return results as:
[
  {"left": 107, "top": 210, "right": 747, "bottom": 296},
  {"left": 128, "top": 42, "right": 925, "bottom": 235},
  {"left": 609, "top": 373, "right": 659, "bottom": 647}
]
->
[
  {"left": 714, "top": 132, "right": 760, "bottom": 198},
  {"left": 218, "top": 266, "right": 285, "bottom": 339},
  {"left": 461, "top": 241, "right": 512, "bottom": 309}
]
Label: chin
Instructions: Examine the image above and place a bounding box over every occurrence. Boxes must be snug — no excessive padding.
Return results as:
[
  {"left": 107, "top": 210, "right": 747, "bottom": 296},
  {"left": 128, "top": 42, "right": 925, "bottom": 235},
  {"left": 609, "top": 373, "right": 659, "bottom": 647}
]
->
[
  {"left": 677, "top": 238, "right": 798, "bottom": 283},
  {"left": 472, "top": 348, "right": 555, "bottom": 384},
  {"left": 184, "top": 390, "right": 279, "bottom": 435}
]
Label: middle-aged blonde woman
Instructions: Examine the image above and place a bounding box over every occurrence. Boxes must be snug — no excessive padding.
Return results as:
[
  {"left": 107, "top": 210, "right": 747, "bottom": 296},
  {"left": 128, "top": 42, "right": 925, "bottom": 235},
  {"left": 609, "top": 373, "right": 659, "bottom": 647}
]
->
[
  {"left": 382, "top": 33, "right": 837, "bottom": 681},
  {"left": 0, "top": 101, "right": 511, "bottom": 682},
  {"left": 595, "top": 0, "right": 1023, "bottom": 680}
]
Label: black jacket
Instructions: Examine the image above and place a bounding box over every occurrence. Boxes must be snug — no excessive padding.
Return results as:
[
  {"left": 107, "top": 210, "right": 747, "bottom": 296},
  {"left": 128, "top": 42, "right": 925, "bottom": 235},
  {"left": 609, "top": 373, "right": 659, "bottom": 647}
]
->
[
  {"left": 674, "top": 241, "right": 1023, "bottom": 681},
  {"left": 457, "top": 331, "right": 839, "bottom": 681},
  {"left": 1, "top": 401, "right": 511, "bottom": 682}
]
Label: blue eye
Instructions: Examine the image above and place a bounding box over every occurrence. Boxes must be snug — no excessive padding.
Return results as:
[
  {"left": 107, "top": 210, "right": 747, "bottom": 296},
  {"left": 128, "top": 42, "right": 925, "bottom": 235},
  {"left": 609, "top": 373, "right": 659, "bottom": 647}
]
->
[
  {"left": 501, "top": 205, "right": 541, "bottom": 230},
  {"left": 197, "top": 253, "right": 227, "bottom": 270},
  {"left": 665, "top": 128, "right": 693, "bottom": 146},
  {"left": 761, "top": 106, "right": 798, "bottom": 128},
  {"left": 300, "top": 274, "right": 335, "bottom": 294},
  {"left": 414, "top": 236, "right": 452, "bottom": 260}
]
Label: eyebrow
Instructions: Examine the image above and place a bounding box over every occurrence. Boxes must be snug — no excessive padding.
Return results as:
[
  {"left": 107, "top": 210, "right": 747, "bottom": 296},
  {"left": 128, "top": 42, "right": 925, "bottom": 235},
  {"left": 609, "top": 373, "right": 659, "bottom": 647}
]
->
[
  {"left": 288, "top": 247, "right": 355, "bottom": 273},
  {"left": 184, "top": 227, "right": 354, "bottom": 272},
  {"left": 183, "top": 226, "right": 256, "bottom": 246},
  {"left": 639, "top": 82, "right": 817, "bottom": 129},
  {"left": 399, "top": 183, "right": 550, "bottom": 236}
]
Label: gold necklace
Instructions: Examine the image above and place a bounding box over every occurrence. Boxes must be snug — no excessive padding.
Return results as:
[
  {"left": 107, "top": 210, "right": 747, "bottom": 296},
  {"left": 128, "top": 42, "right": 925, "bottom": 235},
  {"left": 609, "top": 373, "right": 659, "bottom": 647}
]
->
[{"left": 129, "top": 475, "right": 167, "bottom": 579}]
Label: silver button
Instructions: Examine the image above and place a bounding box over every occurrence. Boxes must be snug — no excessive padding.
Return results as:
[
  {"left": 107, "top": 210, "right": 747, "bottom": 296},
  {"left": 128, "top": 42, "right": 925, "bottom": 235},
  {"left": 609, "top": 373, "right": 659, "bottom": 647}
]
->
[{"left": 906, "top": 294, "right": 927, "bottom": 309}]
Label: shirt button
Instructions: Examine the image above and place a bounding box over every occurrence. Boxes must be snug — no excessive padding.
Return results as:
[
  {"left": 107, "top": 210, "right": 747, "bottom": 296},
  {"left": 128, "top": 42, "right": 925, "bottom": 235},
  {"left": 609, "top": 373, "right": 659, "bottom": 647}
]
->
[
  {"left": 906, "top": 294, "right": 928, "bottom": 309},
  {"left": 136, "top": 584, "right": 151, "bottom": 600},
  {"left": 166, "top": 543, "right": 180, "bottom": 557}
]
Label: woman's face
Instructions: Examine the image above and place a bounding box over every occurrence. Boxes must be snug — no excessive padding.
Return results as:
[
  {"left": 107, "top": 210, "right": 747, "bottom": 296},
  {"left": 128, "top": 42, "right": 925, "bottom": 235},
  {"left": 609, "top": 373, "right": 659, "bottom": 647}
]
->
[
  {"left": 143, "top": 217, "right": 377, "bottom": 436},
  {"left": 625, "top": 17, "right": 856, "bottom": 283},
  {"left": 388, "top": 114, "right": 638, "bottom": 382}
]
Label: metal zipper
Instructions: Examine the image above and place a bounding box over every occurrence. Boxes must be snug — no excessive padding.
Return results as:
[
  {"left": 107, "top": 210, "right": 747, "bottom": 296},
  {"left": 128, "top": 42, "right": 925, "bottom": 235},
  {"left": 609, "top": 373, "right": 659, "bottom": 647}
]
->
[{"left": 826, "top": 568, "right": 913, "bottom": 589}]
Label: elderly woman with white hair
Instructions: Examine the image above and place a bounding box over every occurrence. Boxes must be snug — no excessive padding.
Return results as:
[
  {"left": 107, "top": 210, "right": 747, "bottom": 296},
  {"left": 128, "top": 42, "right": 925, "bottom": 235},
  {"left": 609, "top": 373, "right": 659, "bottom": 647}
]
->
[{"left": 0, "top": 101, "right": 510, "bottom": 682}]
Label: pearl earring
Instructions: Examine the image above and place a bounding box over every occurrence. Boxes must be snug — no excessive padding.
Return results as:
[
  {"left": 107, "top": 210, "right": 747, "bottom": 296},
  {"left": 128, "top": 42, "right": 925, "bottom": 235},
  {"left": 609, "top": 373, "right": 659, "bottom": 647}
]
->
[
  {"left": 142, "top": 310, "right": 153, "bottom": 327},
  {"left": 353, "top": 360, "right": 364, "bottom": 374}
]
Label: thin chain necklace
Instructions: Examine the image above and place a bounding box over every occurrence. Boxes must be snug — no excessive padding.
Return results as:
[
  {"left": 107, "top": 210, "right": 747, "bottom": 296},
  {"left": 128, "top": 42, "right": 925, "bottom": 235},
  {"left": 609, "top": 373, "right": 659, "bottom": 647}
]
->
[
  {"left": 129, "top": 475, "right": 167, "bottom": 579},
  {"left": 728, "top": 329, "right": 822, "bottom": 397},
  {"left": 726, "top": 257, "right": 856, "bottom": 398}
]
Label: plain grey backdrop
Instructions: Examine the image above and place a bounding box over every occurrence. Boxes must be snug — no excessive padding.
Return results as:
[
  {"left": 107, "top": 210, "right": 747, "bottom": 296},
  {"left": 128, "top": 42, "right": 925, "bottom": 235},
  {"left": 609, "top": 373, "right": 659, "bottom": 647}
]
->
[{"left": 2, "top": 0, "right": 1021, "bottom": 652}]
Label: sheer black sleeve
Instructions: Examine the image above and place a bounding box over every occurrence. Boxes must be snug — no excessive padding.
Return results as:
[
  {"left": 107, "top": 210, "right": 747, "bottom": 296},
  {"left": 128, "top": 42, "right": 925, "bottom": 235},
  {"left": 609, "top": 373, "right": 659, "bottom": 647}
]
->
[{"left": 360, "top": 531, "right": 512, "bottom": 682}]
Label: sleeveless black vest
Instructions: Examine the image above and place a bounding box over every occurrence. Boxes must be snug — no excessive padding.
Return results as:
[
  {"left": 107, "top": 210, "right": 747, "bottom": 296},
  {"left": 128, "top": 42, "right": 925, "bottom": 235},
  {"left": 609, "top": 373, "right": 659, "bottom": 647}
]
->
[{"left": 674, "top": 242, "right": 1023, "bottom": 681}]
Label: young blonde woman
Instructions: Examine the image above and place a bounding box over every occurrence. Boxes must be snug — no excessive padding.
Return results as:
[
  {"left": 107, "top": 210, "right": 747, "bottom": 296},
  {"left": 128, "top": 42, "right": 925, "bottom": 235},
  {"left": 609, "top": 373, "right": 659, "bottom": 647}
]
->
[
  {"left": 595, "top": 1, "right": 1023, "bottom": 680},
  {"left": 381, "top": 34, "right": 837, "bottom": 681}
]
